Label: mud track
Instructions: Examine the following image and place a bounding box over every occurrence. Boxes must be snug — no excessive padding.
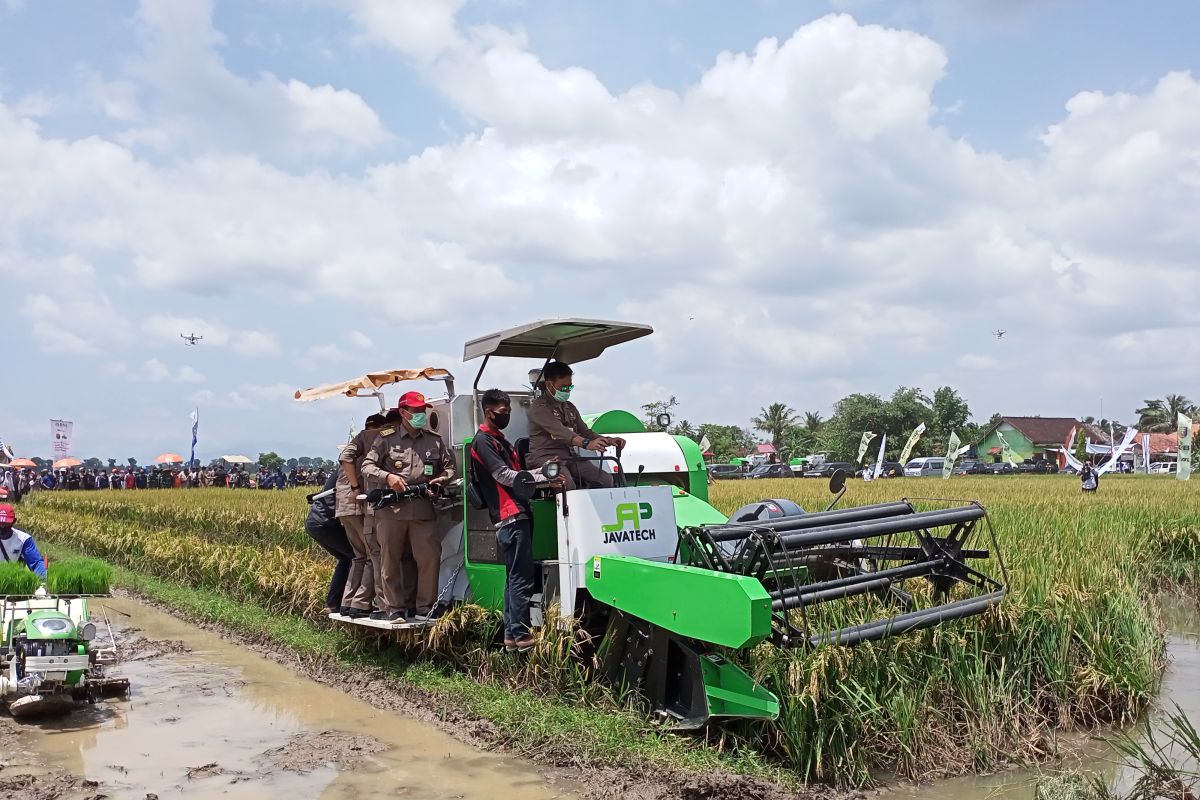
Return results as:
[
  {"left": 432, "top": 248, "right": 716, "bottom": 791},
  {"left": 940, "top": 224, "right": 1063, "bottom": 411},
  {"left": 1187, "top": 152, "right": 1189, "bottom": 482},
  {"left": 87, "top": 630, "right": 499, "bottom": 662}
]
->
[{"left": 114, "top": 589, "right": 851, "bottom": 800}]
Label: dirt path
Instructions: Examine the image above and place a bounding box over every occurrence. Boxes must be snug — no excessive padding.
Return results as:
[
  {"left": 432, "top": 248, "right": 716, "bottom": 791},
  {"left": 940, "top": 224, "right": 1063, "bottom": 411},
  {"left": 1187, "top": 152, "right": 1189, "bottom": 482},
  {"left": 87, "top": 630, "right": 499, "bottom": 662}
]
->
[{"left": 102, "top": 590, "right": 846, "bottom": 800}]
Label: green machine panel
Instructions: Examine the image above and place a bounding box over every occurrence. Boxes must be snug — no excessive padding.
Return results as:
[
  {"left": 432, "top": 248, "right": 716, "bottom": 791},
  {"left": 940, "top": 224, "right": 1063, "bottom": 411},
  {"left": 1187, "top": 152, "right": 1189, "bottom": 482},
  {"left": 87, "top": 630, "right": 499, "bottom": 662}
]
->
[{"left": 586, "top": 556, "right": 772, "bottom": 650}]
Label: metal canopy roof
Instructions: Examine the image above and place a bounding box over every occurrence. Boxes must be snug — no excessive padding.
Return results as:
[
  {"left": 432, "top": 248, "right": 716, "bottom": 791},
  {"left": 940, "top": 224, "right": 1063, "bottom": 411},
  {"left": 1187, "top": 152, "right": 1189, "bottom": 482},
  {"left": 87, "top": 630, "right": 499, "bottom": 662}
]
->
[
  {"left": 294, "top": 367, "right": 453, "bottom": 402},
  {"left": 463, "top": 318, "right": 653, "bottom": 363}
]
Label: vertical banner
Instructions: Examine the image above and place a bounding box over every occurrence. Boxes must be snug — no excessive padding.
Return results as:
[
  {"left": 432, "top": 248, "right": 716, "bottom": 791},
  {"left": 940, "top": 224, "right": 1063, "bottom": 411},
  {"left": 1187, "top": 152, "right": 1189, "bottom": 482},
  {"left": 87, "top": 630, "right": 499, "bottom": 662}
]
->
[
  {"left": 872, "top": 433, "right": 888, "bottom": 480},
  {"left": 942, "top": 432, "right": 970, "bottom": 479},
  {"left": 857, "top": 431, "right": 876, "bottom": 465},
  {"left": 0, "top": 435, "right": 13, "bottom": 461},
  {"left": 50, "top": 419, "right": 73, "bottom": 458},
  {"left": 1097, "top": 428, "right": 1138, "bottom": 475},
  {"left": 898, "top": 423, "right": 927, "bottom": 466},
  {"left": 1179, "top": 413, "right": 1193, "bottom": 482},
  {"left": 995, "top": 430, "right": 1018, "bottom": 466},
  {"left": 1142, "top": 434, "right": 1151, "bottom": 474},
  {"left": 189, "top": 409, "right": 199, "bottom": 468}
]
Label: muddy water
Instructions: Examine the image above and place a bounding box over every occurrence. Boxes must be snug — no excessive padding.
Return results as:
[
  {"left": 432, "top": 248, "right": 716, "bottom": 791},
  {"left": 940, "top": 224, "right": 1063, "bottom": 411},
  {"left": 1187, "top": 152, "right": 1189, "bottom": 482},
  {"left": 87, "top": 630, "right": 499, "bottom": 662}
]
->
[
  {"left": 8, "top": 596, "right": 578, "bottom": 799},
  {"left": 885, "top": 597, "right": 1200, "bottom": 800}
]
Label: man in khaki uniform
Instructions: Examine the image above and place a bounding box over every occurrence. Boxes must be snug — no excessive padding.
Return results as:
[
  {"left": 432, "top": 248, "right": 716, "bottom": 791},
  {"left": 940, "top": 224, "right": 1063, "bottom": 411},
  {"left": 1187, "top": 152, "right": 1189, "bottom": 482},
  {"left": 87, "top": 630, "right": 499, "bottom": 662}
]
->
[
  {"left": 334, "top": 412, "right": 385, "bottom": 618},
  {"left": 527, "top": 361, "right": 625, "bottom": 491},
  {"left": 361, "top": 391, "right": 454, "bottom": 622}
]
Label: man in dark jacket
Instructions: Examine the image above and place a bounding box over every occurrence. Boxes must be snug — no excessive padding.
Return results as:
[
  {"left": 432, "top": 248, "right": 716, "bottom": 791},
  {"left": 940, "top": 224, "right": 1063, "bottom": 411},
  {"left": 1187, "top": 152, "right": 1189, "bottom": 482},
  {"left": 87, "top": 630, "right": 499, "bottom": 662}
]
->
[
  {"left": 469, "top": 389, "right": 561, "bottom": 651},
  {"left": 305, "top": 468, "right": 354, "bottom": 614}
]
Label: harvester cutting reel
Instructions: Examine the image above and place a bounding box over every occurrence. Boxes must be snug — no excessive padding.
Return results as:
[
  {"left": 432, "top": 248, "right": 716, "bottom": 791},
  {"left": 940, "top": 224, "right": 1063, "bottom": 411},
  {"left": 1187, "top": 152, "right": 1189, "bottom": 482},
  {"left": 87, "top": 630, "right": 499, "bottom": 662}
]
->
[
  {"left": 678, "top": 496, "right": 1009, "bottom": 649},
  {"left": 590, "top": 488, "right": 1008, "bottom": 729}
]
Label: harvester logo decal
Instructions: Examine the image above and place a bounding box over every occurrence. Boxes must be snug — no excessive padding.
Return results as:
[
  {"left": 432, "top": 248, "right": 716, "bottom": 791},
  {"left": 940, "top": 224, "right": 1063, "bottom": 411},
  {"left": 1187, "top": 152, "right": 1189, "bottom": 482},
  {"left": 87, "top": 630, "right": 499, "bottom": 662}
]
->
[{"left": 602, "top": 502, "right": 656, "bottom": 544}]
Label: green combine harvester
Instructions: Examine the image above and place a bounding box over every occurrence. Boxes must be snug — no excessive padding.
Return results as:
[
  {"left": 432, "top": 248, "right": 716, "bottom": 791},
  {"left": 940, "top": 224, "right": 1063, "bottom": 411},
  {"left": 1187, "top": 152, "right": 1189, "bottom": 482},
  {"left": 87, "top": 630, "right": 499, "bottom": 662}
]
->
[
  {"left": 1, "top": 567, "right": 128, "bottom": 718},
  {"left": 301, "top": 319, "right": 1008, "bottom": 728}
]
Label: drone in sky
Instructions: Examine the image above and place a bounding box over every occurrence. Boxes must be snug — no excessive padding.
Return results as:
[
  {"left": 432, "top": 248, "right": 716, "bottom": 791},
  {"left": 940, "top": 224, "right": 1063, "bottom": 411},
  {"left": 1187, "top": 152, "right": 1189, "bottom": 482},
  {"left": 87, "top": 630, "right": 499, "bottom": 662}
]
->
[
  {"left": 181, "top": 333, "right": 204, "bottom": 346},
  {"left": 992, "top": 329, "right": 1007, "bottom": 340}
]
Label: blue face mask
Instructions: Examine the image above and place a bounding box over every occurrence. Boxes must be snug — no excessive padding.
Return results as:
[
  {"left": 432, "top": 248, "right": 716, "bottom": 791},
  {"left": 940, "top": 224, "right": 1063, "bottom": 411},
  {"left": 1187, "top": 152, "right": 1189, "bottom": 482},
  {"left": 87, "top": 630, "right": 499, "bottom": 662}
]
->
[
  {"left": 408, "top": 412, "right": 428, "bottom": 429},
  {"left": 553, "top": 385, "right": 572, "bottom": 402}
]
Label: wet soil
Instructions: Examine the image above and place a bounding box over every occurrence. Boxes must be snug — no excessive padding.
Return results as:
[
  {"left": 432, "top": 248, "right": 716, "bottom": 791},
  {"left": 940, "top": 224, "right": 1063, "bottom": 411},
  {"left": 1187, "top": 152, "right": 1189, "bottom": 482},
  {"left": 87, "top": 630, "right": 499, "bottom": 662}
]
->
[
  {"left": 112, "top": 590, "right": 841, "bottom": 800},
  {"left": 4, "top": 595, "right": 834, "bottom": 800}
]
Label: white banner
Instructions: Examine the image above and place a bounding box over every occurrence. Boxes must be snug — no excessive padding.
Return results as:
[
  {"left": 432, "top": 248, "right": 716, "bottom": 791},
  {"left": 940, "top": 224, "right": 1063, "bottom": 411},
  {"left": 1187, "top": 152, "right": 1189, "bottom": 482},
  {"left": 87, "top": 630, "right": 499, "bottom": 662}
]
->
[
  {"left": 898, "top": 423, "right": 926, "bottom": 466},
  {"left": 1180, "top": 413, "right": 1193, "bottom": 482},
  {"left": 0, "top": 435, "right": 13, "bottom": 461},
  {"left": 1097, "top": 427, "right": 1138, "bottom": 475},
  {"left": 869, "top": 433, "right": 887, "bottom": 480},
  {"left": 50, "top": 419, "right": 73, "bottom": 459},
  {"left": 699, "top": 435, "right": 712, "bottom": 455},
  {"left": 1055, "top": 446, "right": 1086, "bottom": 473},
  {"left": 1142, "top": 434, "right": 1151, "bottom": 474},
  {"left": 995, "top": 430, "right": 1018, "bottom": 466},
  {"left": 856, "top": 431, "right": 876, "bottom": 465},
  {"left": 942, "top": 432, "right": 960, "bottom": 479}
]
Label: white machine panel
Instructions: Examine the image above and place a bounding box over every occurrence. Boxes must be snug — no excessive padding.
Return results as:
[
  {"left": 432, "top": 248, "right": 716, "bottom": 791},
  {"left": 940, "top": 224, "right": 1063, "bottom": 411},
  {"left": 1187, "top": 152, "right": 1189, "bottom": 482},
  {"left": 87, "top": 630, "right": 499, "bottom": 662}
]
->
[{"left": 555, "top": 485, "right": 678, "bottom": 618}]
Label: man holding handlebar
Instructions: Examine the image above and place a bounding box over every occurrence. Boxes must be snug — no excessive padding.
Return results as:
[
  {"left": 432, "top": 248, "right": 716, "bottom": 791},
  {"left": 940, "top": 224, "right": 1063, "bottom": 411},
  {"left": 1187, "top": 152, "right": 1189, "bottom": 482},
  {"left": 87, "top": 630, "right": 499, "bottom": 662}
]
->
[{"left": 526, "top": 361, "right": 624, "bottom": 490}]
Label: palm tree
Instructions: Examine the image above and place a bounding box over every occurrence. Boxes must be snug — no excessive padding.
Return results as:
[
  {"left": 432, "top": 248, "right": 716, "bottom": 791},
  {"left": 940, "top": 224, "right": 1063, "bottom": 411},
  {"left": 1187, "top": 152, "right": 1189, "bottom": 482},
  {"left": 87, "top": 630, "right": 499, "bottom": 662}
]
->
[
  {"left": 1136, "top": 395, "right": 1197, "bottom": 432},
  {"left": 752, "top": 403, "right": 799, "bottom": 456},
  {"left": 802, "top": 411, "right": 823, "bottom": 433},
  {"left": 672, "top": 420, "right": 697, "bottom": 440}
]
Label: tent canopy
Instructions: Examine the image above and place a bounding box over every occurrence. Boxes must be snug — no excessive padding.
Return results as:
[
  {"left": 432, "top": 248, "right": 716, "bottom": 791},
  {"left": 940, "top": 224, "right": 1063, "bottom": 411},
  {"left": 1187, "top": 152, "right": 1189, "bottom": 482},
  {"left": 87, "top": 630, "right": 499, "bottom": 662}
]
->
[
  {"left": 221, "top": 455, "right": 253, "bottom": 464},
  {"left": 463, "top": 318, "right": 652, "bottom": 363},
  {"left": 295, "top": 367, "right": 453, "bottom": 402}
]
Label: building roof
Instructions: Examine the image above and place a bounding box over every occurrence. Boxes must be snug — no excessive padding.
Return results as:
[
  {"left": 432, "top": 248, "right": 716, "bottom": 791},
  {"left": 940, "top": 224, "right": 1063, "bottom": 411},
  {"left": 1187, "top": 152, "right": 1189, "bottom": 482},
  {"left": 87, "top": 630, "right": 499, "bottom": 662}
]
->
[
  {"left": 981, "top": 416, "right": 1080, "bottom": 446},
  {"left": 755, "top": 443, "right": 776, "bottom": 454}
]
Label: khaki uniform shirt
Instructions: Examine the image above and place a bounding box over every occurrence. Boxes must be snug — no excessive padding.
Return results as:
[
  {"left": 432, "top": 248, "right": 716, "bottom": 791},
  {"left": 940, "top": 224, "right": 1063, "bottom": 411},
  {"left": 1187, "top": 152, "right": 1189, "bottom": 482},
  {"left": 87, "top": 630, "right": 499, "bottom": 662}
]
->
[
  {"left": 335, "top": 427, "right": 379, "bottom": 518},
  {"left": 361, "top": 425, "right": 455, "bottom": 521},
  {"left": 526, "top": 394, "right": 598, "bottom": 467}
]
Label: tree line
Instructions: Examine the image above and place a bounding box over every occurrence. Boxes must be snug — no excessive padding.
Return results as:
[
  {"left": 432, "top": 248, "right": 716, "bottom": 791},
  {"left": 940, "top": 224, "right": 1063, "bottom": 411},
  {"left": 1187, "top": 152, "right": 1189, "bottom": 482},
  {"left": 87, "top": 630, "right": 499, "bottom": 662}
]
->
[{"left": 642, "top": 389, "right": 1197, "bottom": 465}]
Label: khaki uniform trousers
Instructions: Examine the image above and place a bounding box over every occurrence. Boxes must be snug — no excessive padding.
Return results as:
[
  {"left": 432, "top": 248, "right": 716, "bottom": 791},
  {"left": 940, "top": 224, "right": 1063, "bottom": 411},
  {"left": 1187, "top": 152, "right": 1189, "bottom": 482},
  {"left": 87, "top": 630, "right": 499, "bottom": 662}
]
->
[
  {"left": 374, "top": 512, "right": 441, "bottom": 614},
  {"left": 339, "top": 514, "right": 375, "bottom": 611},
  {"left": 561, "top": 458, "right": 615, "bottom": 491}
]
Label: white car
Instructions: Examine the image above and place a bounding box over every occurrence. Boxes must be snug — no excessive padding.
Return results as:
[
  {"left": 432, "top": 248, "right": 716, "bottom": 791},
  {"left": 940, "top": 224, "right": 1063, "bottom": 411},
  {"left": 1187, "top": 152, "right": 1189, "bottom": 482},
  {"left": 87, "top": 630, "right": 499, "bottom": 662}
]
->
[
  {"left": 1149, "top": 462, "right": 1178, "bottom": 474},
  {"left": 904, "top": 457, "right": 945, "bottom": 477}
]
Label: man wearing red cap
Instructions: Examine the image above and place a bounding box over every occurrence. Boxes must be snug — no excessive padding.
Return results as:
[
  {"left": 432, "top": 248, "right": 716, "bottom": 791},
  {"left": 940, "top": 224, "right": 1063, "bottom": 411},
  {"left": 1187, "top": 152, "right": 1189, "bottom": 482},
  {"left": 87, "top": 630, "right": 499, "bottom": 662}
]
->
[
  {"left": 0, "top": 503, "right": 46, "bottom": 581},
  {"left": 361, "top": 391, "right": 455, "bottom": 622}
]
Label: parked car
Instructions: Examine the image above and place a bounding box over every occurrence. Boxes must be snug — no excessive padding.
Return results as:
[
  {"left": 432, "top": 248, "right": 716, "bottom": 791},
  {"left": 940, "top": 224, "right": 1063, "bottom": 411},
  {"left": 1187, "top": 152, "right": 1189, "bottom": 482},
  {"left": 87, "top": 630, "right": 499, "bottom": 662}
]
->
[
  {"left": 986, "top": 462, "right": 1016, "bottom": 475},
  {"left": 860, "top": 461, "right": 905, "bottom": 478},
  {"left": 804, "top": 462, "right": 854, "bottom": 478},
  {"left": 953, "top": 460, "right": 988, "bottom": 475},
  {"left": 1016, "top": 459, "right": 1058, "bottom": 474},
  {"left": 904, "top": 457, "right": 946, "bottom": 477},
  {"left": 745, "top": 464, "right": 793, "bottom": 479},
  {"left": 1150, "top": 462, "right": 1178, "bottom": 475},
  {"left": 708, "top": 464, "right": 745, "bottom": 480}
]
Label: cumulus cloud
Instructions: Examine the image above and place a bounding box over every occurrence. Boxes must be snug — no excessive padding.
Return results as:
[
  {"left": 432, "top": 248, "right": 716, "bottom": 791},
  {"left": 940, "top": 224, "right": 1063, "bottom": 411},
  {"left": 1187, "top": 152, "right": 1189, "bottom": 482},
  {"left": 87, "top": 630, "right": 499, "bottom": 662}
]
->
[
  {"left": 2, "top": 4, "right": 1199, "bottom": 448},
  {"left": 126, "top": 0, "right": 386, "bottom": 157},
  {"left": 104, "top": 359, "right": 206, "bottom": 383}
]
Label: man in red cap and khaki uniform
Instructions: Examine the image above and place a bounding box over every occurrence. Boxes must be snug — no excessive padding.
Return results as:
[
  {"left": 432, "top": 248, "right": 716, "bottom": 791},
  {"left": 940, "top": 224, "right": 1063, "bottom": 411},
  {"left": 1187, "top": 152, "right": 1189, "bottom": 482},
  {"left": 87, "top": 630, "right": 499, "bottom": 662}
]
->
[{"left": 361, "top": 391, "right": 454, "bottom": 622}]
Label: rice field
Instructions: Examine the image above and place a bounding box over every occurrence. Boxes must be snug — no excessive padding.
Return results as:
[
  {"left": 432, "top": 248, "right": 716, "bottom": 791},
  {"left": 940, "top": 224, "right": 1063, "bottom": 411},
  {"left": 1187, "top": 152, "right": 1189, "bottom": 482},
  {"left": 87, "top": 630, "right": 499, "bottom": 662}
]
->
[{"left": 21, "top": 476, "right": 1200, "bottom": 786}]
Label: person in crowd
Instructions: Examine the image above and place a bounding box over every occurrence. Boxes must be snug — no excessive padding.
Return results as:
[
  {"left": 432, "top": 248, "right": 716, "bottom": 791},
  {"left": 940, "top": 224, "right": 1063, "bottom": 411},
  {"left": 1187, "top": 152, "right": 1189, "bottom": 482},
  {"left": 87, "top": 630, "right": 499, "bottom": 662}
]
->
[
  {"left": 470, "top": 389, "right": 561, "bottom": 651},
  {"left": 361, "top": 392, "right": 454, "bottom": 623},
  {"left": 335, "top": 413, "right": 386, "bottom": 618},
  {"left": 41, "top": 470, "right": 57, "bottom": 491},
  {"left": 526, "top": 361, "right": 625, "bottom": 490},
  {"left": 1081, "top": 462, "right": 1100, "bottom": 493},
  {"left": 305, "top": 468, "right": 354, "bottom": 614},
  {"left": 0, "top": 503, "right": 46, "bottom": 581}
]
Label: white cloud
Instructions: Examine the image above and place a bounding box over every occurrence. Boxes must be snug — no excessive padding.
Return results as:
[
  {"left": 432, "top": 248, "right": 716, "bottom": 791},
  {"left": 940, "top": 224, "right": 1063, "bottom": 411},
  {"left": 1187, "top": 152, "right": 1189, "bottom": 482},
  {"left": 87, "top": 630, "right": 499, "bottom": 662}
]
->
[
  {"left": 104, "top": 359, "right": 207, "bottom": 383},
  {"left": 127, "top": 0, "right": 386, "bottom": 156},
  {"left": 16, "top": 256, "right": 132, "bottom": 355},
  {"left": 345, "top": 330, "right": 374, "bottom": 349}
]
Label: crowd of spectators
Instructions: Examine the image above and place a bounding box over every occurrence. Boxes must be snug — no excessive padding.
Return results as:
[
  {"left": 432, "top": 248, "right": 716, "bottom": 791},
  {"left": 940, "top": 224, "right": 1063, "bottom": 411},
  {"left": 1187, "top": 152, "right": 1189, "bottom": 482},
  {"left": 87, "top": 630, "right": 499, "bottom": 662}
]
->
[{"left": 0, "top": 463, "right": 330, "bottom": 500}]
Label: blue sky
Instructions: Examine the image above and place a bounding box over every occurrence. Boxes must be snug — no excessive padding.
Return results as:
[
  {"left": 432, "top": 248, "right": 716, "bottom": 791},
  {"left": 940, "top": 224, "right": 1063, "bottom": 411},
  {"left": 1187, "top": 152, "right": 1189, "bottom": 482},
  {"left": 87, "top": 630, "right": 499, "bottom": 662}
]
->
[{"left": 0, "top": 0, "right": 1197, "bottom": 462}]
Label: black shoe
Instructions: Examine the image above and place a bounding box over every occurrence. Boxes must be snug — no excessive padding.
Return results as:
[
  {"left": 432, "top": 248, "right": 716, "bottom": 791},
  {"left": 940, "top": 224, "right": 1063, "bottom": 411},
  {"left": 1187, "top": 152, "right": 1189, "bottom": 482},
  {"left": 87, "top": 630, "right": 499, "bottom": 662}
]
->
[
  {"left": 415, "top": 606, "right": 446, "bottom": 622},
  {"left": 343, "top": 608, "right": 370, "bottom": 619},
  {"left": 379, "top": 610, "right": 406, "bottom": 623},
  {"left": 405, "top": 608, "right": 417, "bottom": 619},
  {"left": 369, "top": 610, "right": 387, "bottom": 620}
]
